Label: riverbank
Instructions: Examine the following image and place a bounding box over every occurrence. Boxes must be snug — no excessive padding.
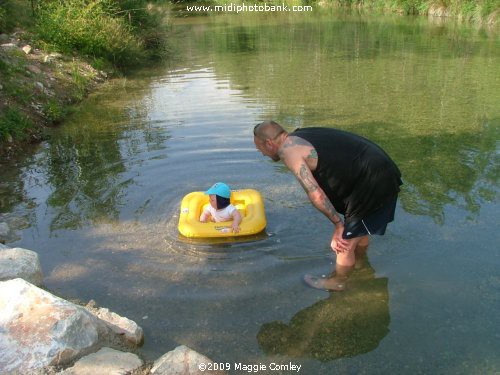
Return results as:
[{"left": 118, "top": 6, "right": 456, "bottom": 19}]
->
[
  {"left": 0, "top": 0, "right": 169, "bottom": 156},
  {"left": 0, "top": 29, "right": 109, "bottom": 157},
  {"left": 317, "top": 0, "right": 499, "bottom": 25}
]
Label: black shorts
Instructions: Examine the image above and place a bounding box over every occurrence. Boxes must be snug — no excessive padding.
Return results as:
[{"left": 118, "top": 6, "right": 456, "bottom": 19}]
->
[{"left": 342, "top": 196, "right": 398, "bottom": 239}]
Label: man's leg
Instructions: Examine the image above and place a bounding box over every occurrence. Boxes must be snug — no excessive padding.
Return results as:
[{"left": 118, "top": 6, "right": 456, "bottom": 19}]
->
[
  {"left": 304, "top": 235, "right": 369, "bottom": 291},
  {"left": 335, "top": 235, "right": 368, "bottom": 267},
  {"left": 357, "top": 235, "right": 369, "bottom": 248}
]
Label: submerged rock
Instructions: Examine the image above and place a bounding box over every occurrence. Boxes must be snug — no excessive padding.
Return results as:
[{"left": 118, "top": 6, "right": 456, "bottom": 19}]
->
[
  {"left": 0, "top": 222, "right": 9, "bottom": 240},
  {"left": 0, "top": 246, "right": 43, "bottom": 285},
  {"left": 0, "top": 278, "right": 101, "bottom": 373}
]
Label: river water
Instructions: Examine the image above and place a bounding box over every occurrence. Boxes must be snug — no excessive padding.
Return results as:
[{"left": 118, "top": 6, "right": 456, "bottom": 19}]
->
[{"left": 1, "top": 7, "right": 499, "bottom": 374}]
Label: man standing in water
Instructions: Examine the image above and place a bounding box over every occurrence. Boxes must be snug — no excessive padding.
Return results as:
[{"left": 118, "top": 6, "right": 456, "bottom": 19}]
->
[{"left": 253, "top": 120, "right": 402, "bottom": 291}]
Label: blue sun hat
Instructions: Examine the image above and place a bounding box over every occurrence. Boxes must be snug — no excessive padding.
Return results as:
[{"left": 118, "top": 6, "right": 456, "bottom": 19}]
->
[{"left": 205, "top": 182, "right": 231, "bottom": 198}]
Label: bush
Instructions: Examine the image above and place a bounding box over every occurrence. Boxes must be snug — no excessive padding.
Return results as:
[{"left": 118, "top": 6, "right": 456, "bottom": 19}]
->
[
  {"left": 35, "top": 0, "right": 145, "bottom": 66},
  {"left": 0, "top": 107, "right": 33, "bottom": 141},
  {"left": 0, "top": 0, "right": 36, "bottom": 32},
  {"left": 115, "top": 0, "right": 170, "bottom": 60},
  {"left": 0, "top": 0, "right": 10, "bottom": 32},
  {"left": 0, "top": 7, "right": 5, "bottom": 33}
]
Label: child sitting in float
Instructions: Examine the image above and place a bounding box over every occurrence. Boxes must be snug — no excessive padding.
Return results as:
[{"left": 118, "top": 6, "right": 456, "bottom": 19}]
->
[{"left": 199, "top": 182, "right": 241, "bottom": 233}]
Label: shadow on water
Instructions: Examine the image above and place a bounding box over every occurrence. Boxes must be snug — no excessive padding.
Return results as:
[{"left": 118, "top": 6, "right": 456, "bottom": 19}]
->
[
  {"left": 175, "top": 231, "right": 272, "bottom": 258},
  {"left": 257, "top": 255, "right": 390, "bottom": 361}
]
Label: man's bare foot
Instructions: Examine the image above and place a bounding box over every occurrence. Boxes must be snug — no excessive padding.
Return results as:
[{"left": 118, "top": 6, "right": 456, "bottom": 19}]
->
[{"left": 303, "top": 274, "right": 347, "bottom": 292}]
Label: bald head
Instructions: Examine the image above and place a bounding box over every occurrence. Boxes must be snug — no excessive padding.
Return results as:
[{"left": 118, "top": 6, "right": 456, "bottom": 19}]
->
[{"left": 253, "top": 120, "right": 286, "bottom": 141}]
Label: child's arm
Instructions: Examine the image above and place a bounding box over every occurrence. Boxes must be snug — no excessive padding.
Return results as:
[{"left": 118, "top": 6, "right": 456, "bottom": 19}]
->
[
  {"left": 200, "top": 209, "right": 212, "bottom": 222},
  {"left": 231, "top": 209, "right": 242, "bottom": 233}
]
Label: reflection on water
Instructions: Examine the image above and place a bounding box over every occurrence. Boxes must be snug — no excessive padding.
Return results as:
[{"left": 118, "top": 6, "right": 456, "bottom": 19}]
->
[
  {"left": 0, "top": 7, "right": 499, "bottom": 373},
  {"left": 258, "top": 255, "right": 389, "bottom": 361}
]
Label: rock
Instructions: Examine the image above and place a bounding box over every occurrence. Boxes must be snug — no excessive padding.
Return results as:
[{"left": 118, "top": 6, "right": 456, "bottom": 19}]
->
[
  {"left": 27, "top": 65, "right": 42, "bottom": 74},
  {"left": 35, "top": 82, "right": 45, "bottom": 91},
  {"left": 0, "top": 43, "right": 17, "bottom": 50},
  {"left": 151, "top": 345, "right": 227, "bottom": 375},
  {"left": 0, "top": 222, "right": 9, "bottom": 238},
  {"left": 0, "top": 247, "right": 43, "bottom": 285},
  {"left": 86, "top": 307, "right": 144, "bottom": 347},
  {"left": 59, "top": 347, "right": 143, "bottom": 375},
  {"left": 0, "top": 279, "right": 101, "bottom": 373},
  {"left": 0, "top": 34, "right": 9, "bottom": 43},
  {"left": 22, "top": 45, "right": 32, "bottom": 54},
  {"left": 49, "top": 52, "right": 63, "bottom": 59}
]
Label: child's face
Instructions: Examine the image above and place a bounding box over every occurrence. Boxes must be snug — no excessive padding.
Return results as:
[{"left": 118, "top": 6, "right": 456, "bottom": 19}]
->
[{"left": 209, "top": 194, "right": 217, "bottom": 209}]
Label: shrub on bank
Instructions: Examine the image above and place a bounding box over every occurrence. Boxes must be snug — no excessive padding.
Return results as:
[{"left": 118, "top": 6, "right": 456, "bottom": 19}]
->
[
  {"left": 321, "top": 0, "right": 499, "bottom": 21},
  {"left": 34, "top": 0, "right": 145, "bottom": 67},
  {"left": 0, "top": 108, "right": 33, "bottom": 142},
  {"left": 0, "top": 6, "right": 6, "bottom": 33}
]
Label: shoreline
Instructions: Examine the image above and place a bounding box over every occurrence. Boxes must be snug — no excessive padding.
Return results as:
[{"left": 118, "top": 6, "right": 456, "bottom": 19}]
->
[{"left": 0, "top": 29, "right": 111, "bottom": 158}]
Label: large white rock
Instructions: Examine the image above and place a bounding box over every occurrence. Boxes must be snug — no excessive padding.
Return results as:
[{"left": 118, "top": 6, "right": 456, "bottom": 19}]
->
[
  {"left": 59, "top": 347, "right": 143, "bottom": 375},
  {"left": 86, "top": 306, "right": 144, "bottom": 347},
  {"left": 0, "top": 247, "right": 44, "bottom": 286},
  {"left": 0, "top": 279, "right": 101, "bottom": 373},
  {"left": 151, "top": 345, "right": 227, "bottom": 375}
]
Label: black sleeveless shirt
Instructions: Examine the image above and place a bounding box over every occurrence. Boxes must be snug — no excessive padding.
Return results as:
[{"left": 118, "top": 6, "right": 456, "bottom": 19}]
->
[{"left": 290, "top": 127, "right": 402, "bottom": 221}]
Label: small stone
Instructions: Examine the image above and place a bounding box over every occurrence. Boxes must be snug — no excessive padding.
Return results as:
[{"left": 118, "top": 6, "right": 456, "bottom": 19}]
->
[
  {"left": 151, "top": 345, "right": 227, "bottom": 375},
  {"left": 90, "top": 307, "right": 144, "bottom": 346},
  {"left": 0, "top": 43, "right": 16, "bottom": 50},
  {"left": 49, "top": 52, "right": 63, "bottom": 59},
  {"left": 27, "top": 65, "right": 42, "bottom": 74},
  {"left": 22, "top": 45, "right": 32, "bottom": 54}
]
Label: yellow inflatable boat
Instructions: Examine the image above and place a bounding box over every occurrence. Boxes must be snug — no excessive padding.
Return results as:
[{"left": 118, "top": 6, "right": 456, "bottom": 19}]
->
[{"left": 178, "top": 189, "right": 266, "bottom": 238}]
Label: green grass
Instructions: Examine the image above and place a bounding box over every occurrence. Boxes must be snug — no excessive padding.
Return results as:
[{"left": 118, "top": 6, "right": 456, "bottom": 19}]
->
[
  {"left": 43, "top": 99, "right": 66, "bottom": 123},
  {"left": 34, "top": 0, "right": 144, "bottom": 66},
  {"left": 317, "top": 0, "right": 500, "bottom": 21},
  {"left": 0, "top": 0, "right": 35, "bottom": 33},
  {"left": 0, "top": 107, "right": 33, "bottom": 141}
]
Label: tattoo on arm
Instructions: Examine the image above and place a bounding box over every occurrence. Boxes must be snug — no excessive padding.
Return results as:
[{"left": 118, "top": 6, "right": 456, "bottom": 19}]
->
[
  {"left": 321, "top": 195, "right": 339, "bottom": 219},
  {"left": 307, "top": 149, "right": 318, "bottom": 159},
  {"left": 297, "top": 163, "right": 318, "bottom": 193}
]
